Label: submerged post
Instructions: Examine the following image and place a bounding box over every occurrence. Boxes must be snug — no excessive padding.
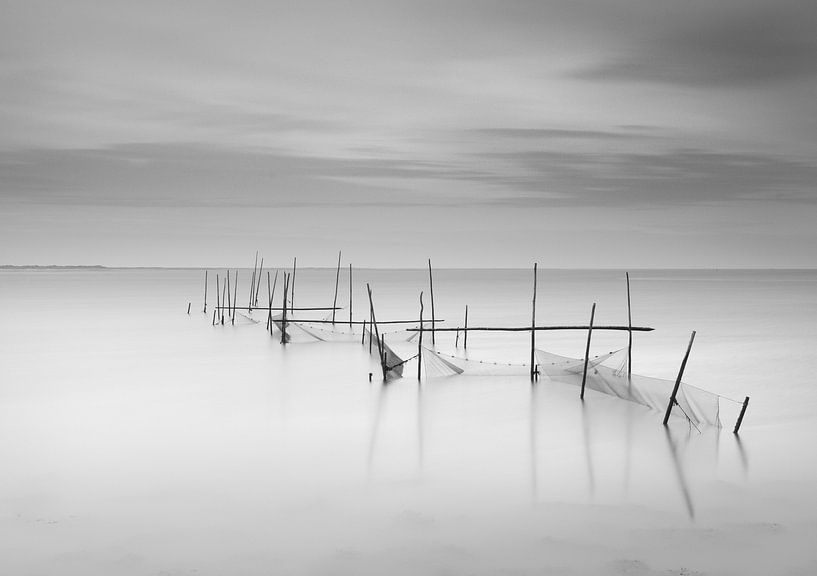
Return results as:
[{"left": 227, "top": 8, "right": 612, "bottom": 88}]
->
[
  {"left": 418, "top": 291, "right": 424, "bottom": 381},
  {"left": 232, "top": 270, "right": 238, "bottom": 325},
  {"left": 215, "top": 274, "right": 220, "bottom": 325},
  {"left": 255, "top": 258, "right": 263, "bottom": 307},
  {"left": 531, "top": 263, "right": 538, "bottom": 381},
  {"left": 203, "top": 270, "right": 208, "bottom": 313},
  {"left": 663, "top": 331, "right": 696, "bottom": 426},
  {"left": 291, "top": 257, "right": 297, "bottom": 310},
  {"left": 226, "top": 270, "right": 231, "bottom": 323},
  {"left": 249, "top": 251, "right": 258, "bottom": 310},
  {"left": 187, "top": 302, "right": 191, "bottom": 314},
  {"left": 626, "top": 272, "right": 633, "bottom": 378},
  {"left": 428, "top": 259, "right": 436, "bottom": 345},
  {"left": 734, "top": 396, "right": 750, "bottom": 434},
  {"left": 332, "top": 251, "right": 342, "bottom": 324},
  {"left": 580, "top": 302, "right": 596, "bottom": 399},
  {"left": 281, "top": 273, "right": 289, "bottom": 344},
  {"left": 367, "top": 283, "right": 387, "bottom": 380},
  {"left": 464, "top": 305, "right": 468, "bottom": 349}
]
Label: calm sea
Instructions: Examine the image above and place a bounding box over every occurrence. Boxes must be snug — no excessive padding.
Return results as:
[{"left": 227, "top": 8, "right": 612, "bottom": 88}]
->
[{"left": 1, "top": 268, "right": 815, "bottom": 574}]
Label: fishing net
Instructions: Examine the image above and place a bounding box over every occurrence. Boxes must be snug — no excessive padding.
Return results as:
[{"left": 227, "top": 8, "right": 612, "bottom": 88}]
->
[
  {"left": 535, "top": 349, "right": 722, "bottom": 429},
  {"left": 421, "top": 347, "right": 531, "bottom": 378}
]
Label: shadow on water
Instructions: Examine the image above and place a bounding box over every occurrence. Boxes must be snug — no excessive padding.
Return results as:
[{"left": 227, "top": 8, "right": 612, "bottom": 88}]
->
[
  {"left": 367, "top": 381, "right": 391, "bottom": 475},
  {"left": 581, "top": 400, "right": 596, "bottom": 499},
  {"left": 529, "top": 382, "right": 539, "bottom": 501}
]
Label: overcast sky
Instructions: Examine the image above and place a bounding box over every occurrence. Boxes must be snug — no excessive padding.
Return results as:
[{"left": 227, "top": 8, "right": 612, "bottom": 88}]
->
[{"left": 1, "top": 0, "right": 816, "bottom": 267}]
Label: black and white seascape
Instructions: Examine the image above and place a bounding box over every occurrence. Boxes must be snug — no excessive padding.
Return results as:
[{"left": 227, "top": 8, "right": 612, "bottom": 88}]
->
[{"left": 2, "top": 2, "right": 817, "bottom": 575}]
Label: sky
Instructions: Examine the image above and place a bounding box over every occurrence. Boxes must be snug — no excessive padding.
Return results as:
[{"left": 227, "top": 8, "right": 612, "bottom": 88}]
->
[{"left": 1, "top": 0, "right": 816, "bottom": 268}]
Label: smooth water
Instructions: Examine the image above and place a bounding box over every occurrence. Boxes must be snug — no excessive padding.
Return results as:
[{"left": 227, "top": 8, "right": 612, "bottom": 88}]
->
[{"left": 1, "top": 268, "right": 815, "bottom": 575}]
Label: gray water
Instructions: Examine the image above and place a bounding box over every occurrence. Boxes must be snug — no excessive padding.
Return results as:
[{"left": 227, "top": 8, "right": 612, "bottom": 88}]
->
[{"left": 1, "top": 268, "right": 815, "bottom": 575}]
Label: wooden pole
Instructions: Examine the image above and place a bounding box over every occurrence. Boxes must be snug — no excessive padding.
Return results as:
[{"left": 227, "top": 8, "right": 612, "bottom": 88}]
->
[
  {"left": 580, "top": 303, "right": 596, "bottom": 400},
  {"left": 332, "top": 251, "right": 341, "bottom": 324},
  {"left": 266, "top": 270, "right": 272, "bottom": 331},
  {"left": 187, "top": 302, "right": 191, "bottom": 314},
  {"left": 203, "top": 270, "right": 208, "bottom": 313},
  {"left": 531, "top": 263, "right": 538, "bottom": 381},
  {"left": 215, "top": 274, "right": 220, "bottom": 325},
  {"left": 291, "top": 257, "right": 297, "bottom": 310},
  {"left": 349, "top": 264, "right": 353, "bottom": 328},
  {"left": 367, "top": 284, "right": 387, "bottom": 380},
  {"left": 407, "top": 324, "right": 651, "bottom": 333},
  {"left": 464, "top": 305, "right": 468, "bottom": 349},
  {"left": 226, "top": 270, "right": 231, "bottom": 324},
  {"left": 734, "top": 396, "right": 750, "bottom": 434},
  {"left": 249, "top": 251, "right": 258, "bottom": 310},
  {"left": 418, "top": 291, "right": 424, "bottom": 381},
  {"left": 663, "top": 331, "right": 696, "bottom": 426},
  {"left": 362, "top": 318, "right": 367, "bottom": 344},
  {"left": 626, "top": 272, "right": 633, "bottom": 378},
  {"left": 281, "top": 273, "right": 289, "bottom": 344},
  {"left": 232, "top": 269, "right": 238, "bottom": 325},
  {"left": 221, "top": 280, "right": 226, "bottom": 325},
  {"left": 255, "top": 258, "right": 263, "bottom": 307},
  {"left": 428, "top": 259, "right": 436, "bottom": 345}
]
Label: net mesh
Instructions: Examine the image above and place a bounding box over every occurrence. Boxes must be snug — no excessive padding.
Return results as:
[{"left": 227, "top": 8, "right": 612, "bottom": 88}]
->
[
  {"left": 422, "top": 348, "right": 530, "bottom": 378},
  {"left": 535, "top": 349, "right": 722, "bottom": 428}
]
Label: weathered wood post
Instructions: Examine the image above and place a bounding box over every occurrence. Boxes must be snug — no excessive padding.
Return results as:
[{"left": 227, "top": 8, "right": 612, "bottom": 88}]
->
[
  {"left": 349, "top": 264, "right": 353, "bottom": 328},
  {"left": 269, "top": 270, "right": 278, "bottom": 335},
  {"left": 366, "top": 283, "right": 387, "bottom": 381},
  {"left": 215, "top": 274, "right": 220, "bottom": 325},
  {"left": 187, "top": 302, "right": 191, "bottom": 314},
  {"left": 226, "top": 270, "right": 231, "bottom": 324},
  {"left": 281, "top": 273, "right": 289, "bottom": 344},
  {"left": 249, "top": 251, "right": 258, "bottom": 311},
  {"left": 580, "top": 302, "right": 597, "bottom": 400},
  {"left": 266, "top": 270, "right": 272, "bottom": 331},
  {"left": 464, "top": 305, "right": 468, "bottom": 349},
  {"left": 418, "top": 291, "right": 424, "bottom": 381},
  {"left": 428, "top": 259, "right": 436, "bottom": 345},
  {"left": 255, "top": 258, "right": 263, "bottom": 307},
  {"left": 221, "top": 278, "right": 226, "bottom": 325},
  {"left": 291, "top": 257, "right": 297, "bottom": 310},
  {"left": 203, "top": 270, "right": 208, "bottom": 313},
  {"left": 626, "top": 272, "right": 633, "bottom": 378},
  {"left": 332, "top": 251, "right": 342, "bottom": 324},
  {"left": 663, "top": 331, "right": 696, "bottom": 426},
  {"left": 734, "top": 396, "right": 750, "bottom": 434},
  {"left": 232, "top": 269, "right": 238, "bottom": 325},
  {"left": 531, "top": 263, "right": 538, "bottom": 381},
  {"left": 361, "top": 318, "right": 367, "bottom": 344}
]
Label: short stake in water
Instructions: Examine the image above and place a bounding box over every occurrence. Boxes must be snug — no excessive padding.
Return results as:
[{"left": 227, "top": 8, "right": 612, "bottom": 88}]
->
[{"left": 734, "top": 396, "right": 750, "bottom": 434}]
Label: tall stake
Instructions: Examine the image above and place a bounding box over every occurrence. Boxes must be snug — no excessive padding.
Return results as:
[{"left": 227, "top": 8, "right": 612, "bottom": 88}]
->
[
  {"left": 663, "top": 331, "right": 696, "bottom": 426},
  {"left": 418, "top": 291, "right": 424, "bottom": 381},
  {"left": 349, "top": 264, "right": 353, "bottom": 327},
  {"left": 250, "top": 251, "right": 258, "bottom": 310},
  {"left": 269, "top": 270, "right": 279, "bottom": 335},
  {"left": 531, "top": 263, "right": 538, "bottom": 381},
  {"left": 281, "top": 273, "right": 289, "bottom": 344},
  {"left": 226, "top": 270, "right": 231, "bottom": 324},
  {"left": 291, "top": 257, "right": 297, "bottom": 310},
  {"left": 464, "top": 305, "right": 469, "bottom": 349},
  {"left": 215, "top": 274, "right": 220, "bottom": 325},
  {"left": 232, "top": 270, "right": 238, "bottom": 325},
  {"left": 367, "top": 284, "right": 387, "bottom": 380},
  {"left": 580, "top": 302, "right": 596, "bottom": 400},
  {"left": 255, "top": 258, "right": 263, "bottom": 306},
  {"left": 332, "top": 251, "right": 342, "bottom": 324},
  {"left": 428, "top": 259, "right": 436, "bottom": 345},
  {"left": 203, "top": 270, "right": 208, "bottom": 313},
  {"left": 221, "top": 279, "right": 226, "bottom": 325},
  {"left": 266, "top": 270, "right": 272, "bottom": 331},
  {"left": 626, "top": 272, "right": 633, "bottom": 378}
]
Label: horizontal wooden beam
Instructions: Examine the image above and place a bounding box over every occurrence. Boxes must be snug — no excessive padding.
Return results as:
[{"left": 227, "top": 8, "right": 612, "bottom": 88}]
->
[
  {"left": 406, "top": 325, "right": 653, "bottom": 332},
  {"left": 216, "top": 306, "right": 340, "bottom": 311},
  {"left": 287, "top": 319, "right": 445, "bottom": 325}
]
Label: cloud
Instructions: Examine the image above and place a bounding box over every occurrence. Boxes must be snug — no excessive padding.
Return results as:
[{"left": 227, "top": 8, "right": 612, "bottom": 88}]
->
[{"left": 571, "top": 0, "right": 817, "bottom": 87}]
